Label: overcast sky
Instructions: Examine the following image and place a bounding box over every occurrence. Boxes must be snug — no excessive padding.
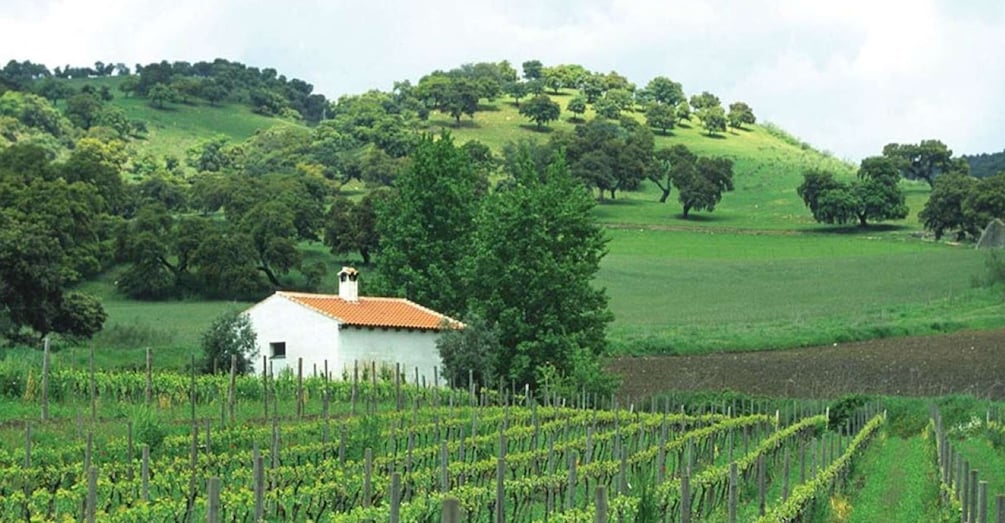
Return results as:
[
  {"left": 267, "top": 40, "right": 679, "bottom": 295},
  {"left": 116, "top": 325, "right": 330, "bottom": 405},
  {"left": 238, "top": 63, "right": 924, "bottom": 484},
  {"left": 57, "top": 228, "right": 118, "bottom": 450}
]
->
[{"left": 2, "top": 0, "right": 1003, "bottom": 160}]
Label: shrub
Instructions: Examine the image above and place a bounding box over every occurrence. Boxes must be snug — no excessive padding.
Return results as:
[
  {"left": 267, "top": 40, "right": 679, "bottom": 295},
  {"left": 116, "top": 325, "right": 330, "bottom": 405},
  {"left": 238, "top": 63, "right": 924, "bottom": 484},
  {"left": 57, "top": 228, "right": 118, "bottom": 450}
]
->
[{"left": 199, "top": 308, "right": 258, "bottom": 374}]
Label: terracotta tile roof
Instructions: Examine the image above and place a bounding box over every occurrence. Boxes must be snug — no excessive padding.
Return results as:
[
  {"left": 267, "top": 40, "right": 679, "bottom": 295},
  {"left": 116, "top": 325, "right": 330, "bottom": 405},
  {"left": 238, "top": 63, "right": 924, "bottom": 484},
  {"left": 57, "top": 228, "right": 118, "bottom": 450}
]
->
[{"left": 277, "top": 291, "right": 461, "bottom": 331}]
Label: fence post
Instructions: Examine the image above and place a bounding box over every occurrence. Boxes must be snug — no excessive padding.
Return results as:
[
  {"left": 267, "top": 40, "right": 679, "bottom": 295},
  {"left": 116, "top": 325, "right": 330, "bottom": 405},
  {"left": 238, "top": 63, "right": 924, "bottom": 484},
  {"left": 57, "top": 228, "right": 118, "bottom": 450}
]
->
[
  {"left": 782, "top": 447, "right": 791, "bottom": 501},
  {"left": 495, "top": 456, "right": 506, "bottom": 523},
  {"left": 390, "top": 472, "right": 401, "bottom": 523},
  {"left": 728, "top": 462, "right": 738, "bottom": 523},
  {"left": 41, "top": 336, "right": 50, "bottom": 421},
  {"left": 142, "top": 445, "right": 150, "bottom": 501},
  {"left": 145, "top": 348, "right": 152, "bottom": 406},
  {"left": 89, "top": 345, "right": 97, "bottom": 422},
  {"left": 86, "top": 465, "right": 97, "bottom": 523},
  {"left": 363, "top": 448, "right": 373, "bottom": 507},
  {"left": 680, "top": 469, "right": 691, "bottom": 523},
  {"left": 595, "top": 486, "right": 608, "bottom": 523},
  {"left": 228, "top": 354, "right": 237, "bottom": 424},
  {"left": 442, "top": 497, "right": 461, "bottom": 523},
  {"left": 977, "top": 481, "right": 987, "bottom": 523},
  {"left": 207, "top": 476, "right": 221, "bottom": 523},
  {"left": 757, "top": 454, "right": 767, "bottom": 516},
  {"left": 995, "top": 495, "right": 1004, "bottom": 523},
  {"left": 970, "top": 468, "right": 978, "bottom": 523},
  {"left": 253, "top": 452, "right": 264, "bottom": 522}
]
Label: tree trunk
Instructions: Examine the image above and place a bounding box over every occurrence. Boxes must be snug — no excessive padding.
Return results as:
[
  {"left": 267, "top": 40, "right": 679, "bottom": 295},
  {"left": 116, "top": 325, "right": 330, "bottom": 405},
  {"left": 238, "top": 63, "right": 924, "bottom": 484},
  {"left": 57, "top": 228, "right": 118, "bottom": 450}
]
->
[
  {"left": 609, "top": 188, "right": 616, "bottom": 200},
  {"left": 258, "top": 264, "right": 281, "bottom": 287},
  {"left": 659, "top": 188, "right": 671, "bottom": 203},
  {"left": 858, "top": 214, "right": 868, "bottom": 227},
  {"left": 682, "top": 204, "right": 692, "bottom": 219},
  {"left": 360, "top": 248, "right": 371, "bottom": 266}
]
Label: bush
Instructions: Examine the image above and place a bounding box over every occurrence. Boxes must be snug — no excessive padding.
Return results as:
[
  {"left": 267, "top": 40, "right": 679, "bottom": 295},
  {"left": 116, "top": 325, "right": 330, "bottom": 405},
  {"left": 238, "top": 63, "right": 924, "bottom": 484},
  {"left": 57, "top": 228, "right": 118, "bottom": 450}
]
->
[
  {"left": 200, "top": 309, "right": 258, "bottom": 374},
  {"left": 436, "top": 314, "right": 499, "bottom": 389}
]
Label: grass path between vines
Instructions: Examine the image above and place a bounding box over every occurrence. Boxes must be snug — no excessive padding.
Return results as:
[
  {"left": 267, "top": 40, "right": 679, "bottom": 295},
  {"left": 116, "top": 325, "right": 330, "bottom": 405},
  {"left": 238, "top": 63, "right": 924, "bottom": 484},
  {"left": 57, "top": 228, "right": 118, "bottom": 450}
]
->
[{"left": 831, "top": 432, "right": 946, "bottom": 523}]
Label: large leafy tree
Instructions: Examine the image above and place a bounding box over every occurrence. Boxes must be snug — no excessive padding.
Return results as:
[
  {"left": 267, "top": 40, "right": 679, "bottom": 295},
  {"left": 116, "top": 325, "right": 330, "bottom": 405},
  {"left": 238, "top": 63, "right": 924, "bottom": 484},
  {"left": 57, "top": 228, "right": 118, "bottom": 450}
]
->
[
  {"left": 882, "top": 139, "right": 954, "bottom": 187},
  {"left": 727, "top": 102, "right": 756, "bottom": 129},
  {"left": 0, "top": 144, "right": 109, "bottom": 342},
  {"left": 962, "top": 173, "right": 1005, "bottom": 237},
  {"left": 519, "top": 94, "right": 561, "bottom": 130},
  {"left": 641, "top": 76, "right": 685, "bottom": 106},
  {"left": 466, "top": 151, "right": 612, "bottom": 389},
  {"left": 919, "top": 172, "right": 979, "bottom": 240},
  {"left": 558, "top": 117, "right": 653, "bottom": 201},
  {"left": 416, "top": 74, "right": 481, "bottom": 125},
  {"left": 670, "top": 155, "right": 735, "bottom": 218},
  {"left": 566, "top": 95, "right": 587, "bottom": 121},
  {"left": 645, "top": 102, "right": 676, "bottom": 135},
  {"left": 697, "top": 105, "right": 727, "bottom": 136},
  {"left": 375, "top": 133, "right": 481, "bottom": 316},
  {"left": 797, "top": 157, "right": 908, "bottom": 227},
  {"left": 650, "top": 144, "right": 697, "bottom": 203},
  {"left": 324, "top": 189, "right": 390, "bottom": 265}
]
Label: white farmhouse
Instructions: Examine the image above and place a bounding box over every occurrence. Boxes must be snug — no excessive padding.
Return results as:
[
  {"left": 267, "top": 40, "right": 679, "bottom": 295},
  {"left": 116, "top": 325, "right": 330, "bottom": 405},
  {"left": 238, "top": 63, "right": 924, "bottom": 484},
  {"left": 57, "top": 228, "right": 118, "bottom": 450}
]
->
[{"left": 244, "top": 267, "right": 460, "bottom": 385}]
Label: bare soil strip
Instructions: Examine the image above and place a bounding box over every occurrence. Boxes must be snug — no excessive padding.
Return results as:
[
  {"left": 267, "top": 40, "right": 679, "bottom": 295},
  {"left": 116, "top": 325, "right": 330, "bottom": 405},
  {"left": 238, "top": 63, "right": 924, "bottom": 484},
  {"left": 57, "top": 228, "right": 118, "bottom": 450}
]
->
[{"left": 608, "top": 328, "right": 1005, "bottom": 400}]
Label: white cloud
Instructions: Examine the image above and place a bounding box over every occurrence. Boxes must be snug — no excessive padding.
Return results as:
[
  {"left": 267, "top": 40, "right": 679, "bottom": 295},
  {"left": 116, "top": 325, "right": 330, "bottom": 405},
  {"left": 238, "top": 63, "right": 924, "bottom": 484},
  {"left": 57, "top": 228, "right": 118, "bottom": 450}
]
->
[{"left": 1, "top": 0, "right": 1002, "bottom": 159}]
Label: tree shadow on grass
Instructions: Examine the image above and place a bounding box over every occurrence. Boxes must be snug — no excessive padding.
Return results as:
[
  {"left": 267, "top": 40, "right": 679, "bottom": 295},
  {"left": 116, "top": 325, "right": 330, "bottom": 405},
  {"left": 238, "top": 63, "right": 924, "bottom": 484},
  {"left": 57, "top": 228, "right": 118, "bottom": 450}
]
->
[
  {"left": 671, "top": 213, "right": 727, "bottom": 223},
  {"left": 477, "top": 103, "right": 501, "bottom": 112},
  {"left": 796, "top": 223, "right": 912, "bottom": 235},
  {"left": 678, "top": 121, "right": 693, "bottom": 129},
  {"left": 703, "top": 133, "right": 728, "bottom": 140},
  {"left": 518, "top": 124, "right": 554, "bottom": 133},
  {"left": 431, "top": 119, "right": 482, "bottom": 129},
  {"left": 597, "top": 197, "right": 645, "bottom": 206}
]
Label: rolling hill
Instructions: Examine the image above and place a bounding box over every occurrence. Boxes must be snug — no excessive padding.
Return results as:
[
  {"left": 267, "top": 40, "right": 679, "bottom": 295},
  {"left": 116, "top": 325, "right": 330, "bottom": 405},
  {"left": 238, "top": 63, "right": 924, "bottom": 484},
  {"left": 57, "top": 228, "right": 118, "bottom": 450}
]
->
[{"left": 46, "top": 74, "right": 1005, "bottom": 368}]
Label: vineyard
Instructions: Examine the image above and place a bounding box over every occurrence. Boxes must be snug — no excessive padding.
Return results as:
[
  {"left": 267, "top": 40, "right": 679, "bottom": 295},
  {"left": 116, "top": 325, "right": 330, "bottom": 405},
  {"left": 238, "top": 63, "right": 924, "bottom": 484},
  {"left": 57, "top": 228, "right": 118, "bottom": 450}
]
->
[{"left": 0, "top": 351, "right": 1002, "bottom": 521}]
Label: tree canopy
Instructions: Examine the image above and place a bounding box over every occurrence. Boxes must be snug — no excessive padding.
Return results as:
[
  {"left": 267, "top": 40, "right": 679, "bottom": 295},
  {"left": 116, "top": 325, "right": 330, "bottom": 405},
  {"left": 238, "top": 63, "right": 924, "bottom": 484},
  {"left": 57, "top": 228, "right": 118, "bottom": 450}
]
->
[
  {"left": 465, "top": 149, "right": 612, "bottom": 389},
  {"left": 798, "top": 157, "right": 908, "bottom": 227},
  {"left": 374, "top": 133, "right": 482, "bottom": 317}
]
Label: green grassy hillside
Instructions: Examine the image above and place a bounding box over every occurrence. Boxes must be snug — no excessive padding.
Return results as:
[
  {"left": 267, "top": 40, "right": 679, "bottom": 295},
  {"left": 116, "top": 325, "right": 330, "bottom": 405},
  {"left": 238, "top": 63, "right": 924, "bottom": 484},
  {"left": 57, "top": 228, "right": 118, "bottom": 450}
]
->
[
  {"left": 67, "top": 76, "right": 305, "bottom": 162},
  {"left": 57, "top": 79, "right": 1005, "bottom": 364}
]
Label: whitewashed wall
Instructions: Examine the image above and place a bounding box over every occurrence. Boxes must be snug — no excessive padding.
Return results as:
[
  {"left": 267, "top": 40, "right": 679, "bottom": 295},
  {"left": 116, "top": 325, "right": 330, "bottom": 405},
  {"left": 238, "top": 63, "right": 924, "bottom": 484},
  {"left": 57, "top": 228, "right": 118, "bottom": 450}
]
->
[
  {"left": 338, "top": 328, "right": 443, "bottom": 386},
  {"left": 245, "top": 294, "right": 341, "bottom": 377},
  {"left": 244, "top": 294, "right": 444, "bottom": 385}
]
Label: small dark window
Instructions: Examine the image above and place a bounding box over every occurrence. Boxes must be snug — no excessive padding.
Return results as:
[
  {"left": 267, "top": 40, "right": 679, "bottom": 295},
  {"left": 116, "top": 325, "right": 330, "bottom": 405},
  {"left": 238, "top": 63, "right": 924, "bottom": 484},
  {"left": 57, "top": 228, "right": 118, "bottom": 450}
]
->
[{"left": 270, "top": 342, "right": 286, "bottom": 359}]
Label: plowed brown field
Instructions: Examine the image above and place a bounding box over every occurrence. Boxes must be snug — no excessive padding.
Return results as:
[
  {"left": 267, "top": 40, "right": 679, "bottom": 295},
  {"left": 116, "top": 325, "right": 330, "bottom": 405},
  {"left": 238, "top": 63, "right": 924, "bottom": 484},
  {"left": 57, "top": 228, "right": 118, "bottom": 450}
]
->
[{"left": 608, "top": 328, "right": 1005, "bottom": 400}]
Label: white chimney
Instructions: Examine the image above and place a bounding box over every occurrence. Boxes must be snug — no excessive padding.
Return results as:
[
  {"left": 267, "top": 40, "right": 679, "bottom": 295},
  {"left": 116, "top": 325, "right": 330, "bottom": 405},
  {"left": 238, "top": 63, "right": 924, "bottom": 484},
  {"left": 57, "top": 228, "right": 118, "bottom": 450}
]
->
[{"left": 338, "top": 267, "right": 359, "bottom": 302}]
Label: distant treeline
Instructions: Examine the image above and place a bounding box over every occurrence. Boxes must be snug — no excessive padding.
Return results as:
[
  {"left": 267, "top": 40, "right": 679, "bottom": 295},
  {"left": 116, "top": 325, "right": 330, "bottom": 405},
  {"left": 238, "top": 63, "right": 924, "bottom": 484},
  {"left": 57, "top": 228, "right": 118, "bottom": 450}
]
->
[
  {"left": 0, "top": 58, "right": 330, "bottom": 124},
  {"left": 962, "top": 149, "right": 1005, "bottom": 179}
]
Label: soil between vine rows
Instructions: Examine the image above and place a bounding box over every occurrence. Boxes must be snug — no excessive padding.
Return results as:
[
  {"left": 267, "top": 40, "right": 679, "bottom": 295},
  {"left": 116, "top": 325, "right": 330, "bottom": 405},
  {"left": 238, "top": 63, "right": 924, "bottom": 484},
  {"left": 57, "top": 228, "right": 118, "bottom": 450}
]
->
[{"left": 607, "top": 328, "right": 1005, "bottom": 401}]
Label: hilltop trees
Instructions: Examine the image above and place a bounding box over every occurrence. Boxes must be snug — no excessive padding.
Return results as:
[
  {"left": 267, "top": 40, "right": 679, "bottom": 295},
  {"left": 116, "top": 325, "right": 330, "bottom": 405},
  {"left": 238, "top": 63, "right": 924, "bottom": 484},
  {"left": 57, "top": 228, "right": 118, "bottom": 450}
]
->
[
  {"left": 519, "top": 94, "right": 561, "bottom": 130},
  {"left": 567, "top": 95, "right": 587, "bottom": 121},
  {"left": 645, "top": 102, "right": 676, "bottom": 135},
  {"left": 556, "top": 117, "right": 653, "bottom": 200},
  {"left": 670, "top": 154, "right": 735, "bottom": 218},
  {"left": 641, "top": 76, "right": 685, "bottom": 106},
  {"left": 697, "top": 105, "right": 727, "bottom": 136},
  {"left": 727, "top": 102, "right": 756, "bottom": 129},
  {"left": 798, "top": 157, "right": 908, "bottom": 227}
]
